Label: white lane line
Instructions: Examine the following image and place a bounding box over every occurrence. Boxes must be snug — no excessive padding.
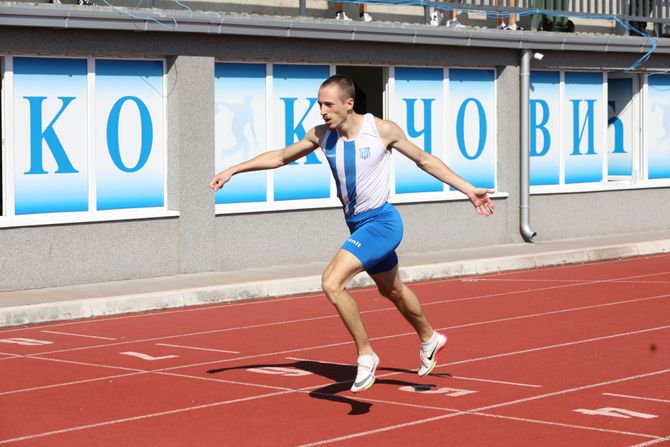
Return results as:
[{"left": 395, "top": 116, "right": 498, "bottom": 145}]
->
[
  {"left": 0, "top": 372, "right": 145, "bottom": 397},
  {"left": 0, "top": 389, "right": 295, "bottom": 445},
  {"left": 155, "top": 343, "right": 239, "bottom": 354},
  {"left": 440, "top": 325, "right": 670, "bottom": 368},
  {"left": 41, "top": 330, "right": 116, "bottom": 341},
  {"left": 286, "top": 357, "right": 541, "bottom": 388},
  {"left": 155, "top": 308, "right": 670, "bottom": 375},
  {"left": 8, "top": 334, "right": 669, "bottom": 444},
  {"left": 27, "top": 285, "right": 670, "bottom": 358},
  {"left": 603, "top": 393, "right": 670, "bottom": 404},
  {"left": 353, "top": 393, "right": 664, "bottom": 440},
  {"left": 471, "top": 412, "right": 664, "bottom": 441},
  {"left": 473, "top": 369, "right": 670, "bottom": 414},
  {"left": 2, "top": 256, "right": 668, "bottom": 336},
  {"left": 626, "top": 437, "right": 670, "bottom": 447},
  {"left": 297, "top": 368, "right": 670, "bottom": 447},
  {"left": 15, "top": 325, "right": 666, "bottom": 406},
  {"left": 447, "top": 375, "right": 542, "bottom": 388}
]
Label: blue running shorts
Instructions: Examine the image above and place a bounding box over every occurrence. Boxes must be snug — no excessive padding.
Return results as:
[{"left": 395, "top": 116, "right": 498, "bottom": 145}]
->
[{"left": 341, "top": 202, "right": 403, "bottom": 275}]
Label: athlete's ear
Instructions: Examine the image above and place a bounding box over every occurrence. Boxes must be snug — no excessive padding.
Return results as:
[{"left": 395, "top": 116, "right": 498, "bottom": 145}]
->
[{"left": 346, "top": 97, "right": 354, "bottom": 112}]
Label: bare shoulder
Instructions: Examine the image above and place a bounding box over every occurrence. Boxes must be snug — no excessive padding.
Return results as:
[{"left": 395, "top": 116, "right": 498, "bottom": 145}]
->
[
  {"left": 373, "top": 117, "right": 404, "bottom": 146},
  {"left": 309, "top": 124, "right": 329, "bottom": 145}
]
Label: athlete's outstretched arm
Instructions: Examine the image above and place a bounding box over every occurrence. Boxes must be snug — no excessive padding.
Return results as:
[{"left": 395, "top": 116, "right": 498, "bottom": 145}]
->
[
  {"left": 377, "top": 119, "right": 495, "bottom": 217},
  {"left": 210, "top": 126, "right": 323, "bottom": 191}
]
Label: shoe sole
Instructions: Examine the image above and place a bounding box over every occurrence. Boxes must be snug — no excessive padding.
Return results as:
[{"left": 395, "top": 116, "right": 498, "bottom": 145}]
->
[{"left": 418, "top": 336, "right": 448, "bottom": 377}]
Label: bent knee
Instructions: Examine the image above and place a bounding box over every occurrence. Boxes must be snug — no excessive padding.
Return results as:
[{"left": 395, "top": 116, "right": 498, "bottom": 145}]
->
[
  {"left": 321, "top": 276, "right": 344, "bottom": 304},
  {"left": 378, "top": 285, "right": 403, "bottom": 302}
]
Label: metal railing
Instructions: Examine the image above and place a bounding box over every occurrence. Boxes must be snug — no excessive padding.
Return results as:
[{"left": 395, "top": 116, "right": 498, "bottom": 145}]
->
[
  {"left": 422, "top": 0, "right": 670, "bottom": 26},
  {"left": 331, "top": 0, "right": 670, "bottom": 32}
]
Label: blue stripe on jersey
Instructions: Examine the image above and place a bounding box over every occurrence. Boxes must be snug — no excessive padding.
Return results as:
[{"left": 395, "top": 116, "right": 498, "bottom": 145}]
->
[
  {"left": 323, "top": 132, "right": 342, "bottom": 202},
  {"left": 344, "top": 140, "right": 357, "bottom": 215}
]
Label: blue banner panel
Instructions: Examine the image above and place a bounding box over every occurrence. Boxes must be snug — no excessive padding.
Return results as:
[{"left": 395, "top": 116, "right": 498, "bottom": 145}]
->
[
  {"left": 646, "top": 74, "right": 670, "bottom": 179},
  {"left": 393, "top": 67, "right": 444, "bottom": 194},
  {"left": 215, "top": 63, "right": 267, "bottom": 204},
  {"left": 272, "top": 64, "right": 331, "bottom": 201},
  {"left": 13, "top": 57, "right": 89, "bottom": 214},
  {"left": 564, "top": 72, "right": 604, "bottom": 184},
  {"left": 447, "top": 69, "right": 495, "bottom": 189},
  {"left": 95, "top": 59, "right": 165, "bottom": 210},
  {"left": 607, "top": 78, "right": 634, "bottom": 177},
  {"left": 529, "top": 71, "right": 561, "bottom": 186}
]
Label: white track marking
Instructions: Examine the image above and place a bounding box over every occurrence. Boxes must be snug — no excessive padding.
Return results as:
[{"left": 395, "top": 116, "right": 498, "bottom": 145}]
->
[
  {"left": 25, "top": 289, "right": 670, "bottom": 359},
  {"left": 1, "top": 255, "right": 668, "bottom": 336},
  {"left": 603, "top": 393, "right": 670, "bottom": 404},
  {"left": 119, "top": 352, "right": 179, "bottom": 361},
  {"left": 298, "top": 369, "right": 670, "bottom": 447},
  {"left": 439, "top": 325, "right": 670, "bottom": 368},
  {"left": 447, "top": 375, "right": 542, "bottom": 388},
  {"left": 149, "top": 318, "right": 670, "bottom": 376},
  {"left": 287, "top": 357, "right": 541, "bottom": 388},
  {"left": 471, "top": 412, "right": 664, "bottom": 441},
  {"left": 6, "top": 342, "right": 669, "bottom": 444},
  {"left": 626, "top": 437, "right": 670, "bottom": 447},
  {"left": 0, "top": 389, "right": 295, "bottom": 445},
  {"left": 0, "top": 372, "right": 145, "bottom": 396},
  {"left": 155, "top": 343, "right": 239, "bottom": 354},
  {"left": 468, "top": 369, "right": 670, "bottom": 414},
  {"left": 41, "top": 330, "right": 116, "bottom": 340},
  {"left": 29, "top": 355, "right": 145, "bottom": 372},
  {"left": 574, "top": 407, "right": 658, "bottom": 419},
  {"left": 0, "top": 338, "right": 53, "bottom": 346}
]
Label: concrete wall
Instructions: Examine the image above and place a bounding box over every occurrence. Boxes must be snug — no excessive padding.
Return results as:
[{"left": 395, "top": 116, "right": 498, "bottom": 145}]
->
[{"left": 0, "top": 25, "right": 668, "bottom": 291}]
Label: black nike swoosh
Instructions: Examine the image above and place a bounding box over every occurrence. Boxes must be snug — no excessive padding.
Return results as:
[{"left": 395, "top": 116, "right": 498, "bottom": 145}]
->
[{"left": 427, "top": 344, "right": 438, "bottom": 362}]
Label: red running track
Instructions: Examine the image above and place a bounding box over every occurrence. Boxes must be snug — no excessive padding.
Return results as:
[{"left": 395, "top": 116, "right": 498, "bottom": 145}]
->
[{"left": 0, "top": 254, "right": 669, "bottom": 446}]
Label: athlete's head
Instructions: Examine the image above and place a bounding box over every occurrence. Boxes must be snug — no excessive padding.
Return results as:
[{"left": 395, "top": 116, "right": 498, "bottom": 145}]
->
[{"left": 318, "top": 75, "right": 355, "bottom": 130}]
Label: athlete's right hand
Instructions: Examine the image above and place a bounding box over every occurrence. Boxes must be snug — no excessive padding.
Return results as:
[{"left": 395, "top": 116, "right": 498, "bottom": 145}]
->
[{"left": 210, "top": 170, "right": 233, "bottom": 191}]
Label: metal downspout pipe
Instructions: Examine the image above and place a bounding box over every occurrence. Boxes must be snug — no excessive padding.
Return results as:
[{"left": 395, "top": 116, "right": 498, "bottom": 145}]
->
[{"left": 520, "top": 49, "right": 537, "bottom": 242}]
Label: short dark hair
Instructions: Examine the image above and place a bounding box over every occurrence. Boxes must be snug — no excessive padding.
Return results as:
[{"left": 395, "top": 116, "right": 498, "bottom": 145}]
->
[{"left": 320, "top": 74, "right": 356, "bottom": 103}]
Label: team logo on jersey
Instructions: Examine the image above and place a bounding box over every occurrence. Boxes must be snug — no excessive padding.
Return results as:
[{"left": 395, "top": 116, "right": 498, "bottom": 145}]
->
[{"left": 359, "top": 147, "right": 371, "bottom": 160}]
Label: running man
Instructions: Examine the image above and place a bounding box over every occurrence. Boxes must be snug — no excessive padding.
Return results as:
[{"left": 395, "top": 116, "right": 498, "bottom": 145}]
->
[{"left": 210, "top": 74, "right": 495, "bottom": 393}]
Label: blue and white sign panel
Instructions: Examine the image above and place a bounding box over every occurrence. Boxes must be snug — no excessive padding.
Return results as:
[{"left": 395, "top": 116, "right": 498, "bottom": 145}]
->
[
  {"left": 13, "top": 57, "right": 89, "bottom": 215},
  {"left": 607, "top": 78, "right": 634, "bottom": 177},
  {"left": 393, "top": 67, "right": 444, "bottom": 194},
  {"left": 448, "top": 69, "right": 496, "bottom": 189},
  {"left": 271, "top": 64, "right": 331, "bottom": 201},
  {"left": 529, "top": 71, "right": 561, "bottom": 186},
  {"left": 215, "top": 63, "right": 267, "bottom": 204},
  {"left": 563, "top": 72, "right": 604, "bottom": 184},
  {"left": 95, "top": 59, "right": 165, "bottom": 210},
  {"left": 646, "top": 74, "right": 670, "bottom": 179}
]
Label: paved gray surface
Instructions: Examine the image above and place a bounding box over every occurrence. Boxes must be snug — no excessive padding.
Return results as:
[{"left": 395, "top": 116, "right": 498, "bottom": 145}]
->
[{"left": 2, "top": 229, "right": 670, "bottom": 328}]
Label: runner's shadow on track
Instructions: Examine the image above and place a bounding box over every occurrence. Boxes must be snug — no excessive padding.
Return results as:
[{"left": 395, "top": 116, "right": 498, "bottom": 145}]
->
[{"left": 207, "top": 361, "right": 442, "bottom": 416}]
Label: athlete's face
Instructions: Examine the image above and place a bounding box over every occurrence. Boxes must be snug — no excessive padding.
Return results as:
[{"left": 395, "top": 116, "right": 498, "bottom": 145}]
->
[{"left": 318, "top": 84, "right": 354, "bottom": 130}]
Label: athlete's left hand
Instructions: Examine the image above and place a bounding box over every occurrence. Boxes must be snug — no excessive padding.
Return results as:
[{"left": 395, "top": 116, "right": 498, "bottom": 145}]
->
[{"left": 469, "top": 188, "right": 495, "bottom": 216}]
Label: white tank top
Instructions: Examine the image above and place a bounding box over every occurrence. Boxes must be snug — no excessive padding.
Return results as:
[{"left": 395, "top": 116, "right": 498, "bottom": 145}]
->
[{"left": 320, "top": 114, "right": 391, "bottom": 215}]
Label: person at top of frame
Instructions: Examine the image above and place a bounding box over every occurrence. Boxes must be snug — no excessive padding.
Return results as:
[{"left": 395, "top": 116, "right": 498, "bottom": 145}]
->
[{"left": 210, "top": 74, "right": 495, "bottom": 393}]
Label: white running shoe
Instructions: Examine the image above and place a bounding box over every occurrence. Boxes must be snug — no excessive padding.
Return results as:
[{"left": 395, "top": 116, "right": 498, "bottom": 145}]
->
[
  {"left": 335, "top": 11, "right": 352, "bottom": 21},
  {"left": 430, "top": 10, "right": 444, "bottom": 27},
  {"left": 445, "top": 19, "right": 463, "bottom": 28},
  {"left": 360, "top": 12, "right": 373, "bottom": 22},
  {"left": 350, "top": 353, "right": 379, "bottom": 393},
  {"left": 418, "top": 332, "right": 448, "bottom": 376}
]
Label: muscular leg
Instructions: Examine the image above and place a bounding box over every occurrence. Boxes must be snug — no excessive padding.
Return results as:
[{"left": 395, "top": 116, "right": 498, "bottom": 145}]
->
[
  {"left": 371, "top": 265, "right": 434, "bottom": 342},
  {"left": 322, "top": 249, "right": 373, "bottom": 356}
]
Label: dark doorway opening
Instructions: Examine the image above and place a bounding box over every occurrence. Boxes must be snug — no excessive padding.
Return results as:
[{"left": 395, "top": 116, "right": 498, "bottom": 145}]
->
[{"left": 335, "top": 65, "right": 385, "bottom": 119}]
